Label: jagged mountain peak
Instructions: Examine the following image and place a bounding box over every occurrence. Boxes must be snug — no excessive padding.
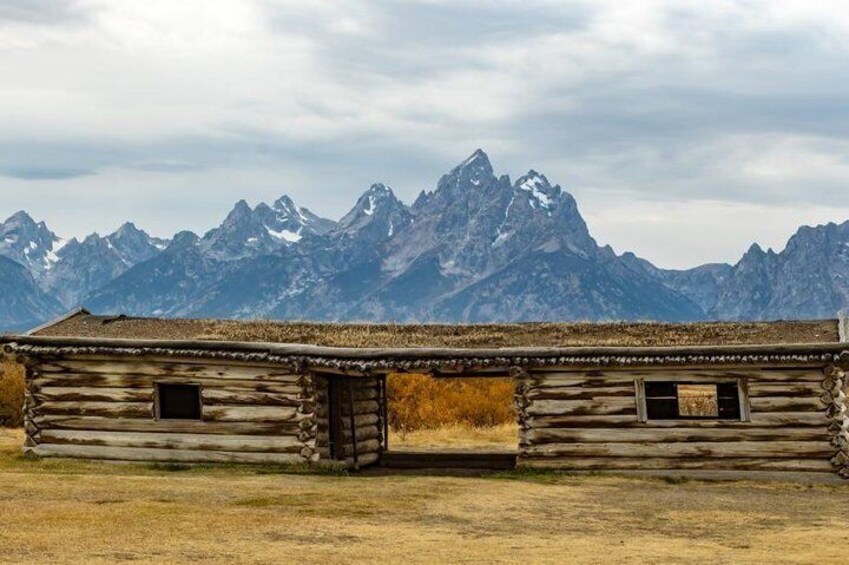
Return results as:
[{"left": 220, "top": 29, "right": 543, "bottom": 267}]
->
[
  {"left": 513, "top": 170, "right": 563, "bottom": 212},
  {"left": 336, "top": 183, "right": 412, "bottom": 242},
  {"left": 0, "top": 210, "right": 65, "bottom": 276},
  {"left": 167, "top": 230, "right": 201, "bottom": 251},
  {"left": 271, "top": 195, "right": 336, "bottom": 235},
  {"left": 7, "top": 149, "right": 849, "bottom": 330},
  {"left": 201, "top": 194, "right": 337, "bottom": 260},
  {"left": 438, "top": 149, "right": 496, "bottom": 191}
]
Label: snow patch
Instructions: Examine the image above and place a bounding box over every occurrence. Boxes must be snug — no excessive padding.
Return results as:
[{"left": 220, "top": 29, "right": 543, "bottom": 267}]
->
[
  {"left": 44, "top": 237, "right": 69, "bottom": 269},
  {"left": 493, "top": 194, "right": 516, "bottom": 246},
  {"left": 363, "top": 194, "right": 375, "bottom": 216},
  {"left": 267, "top": 227, "right": 302, "bottom": 243},
  {"left": 518, "top": 175, "right": 552, "bottom": 212}
]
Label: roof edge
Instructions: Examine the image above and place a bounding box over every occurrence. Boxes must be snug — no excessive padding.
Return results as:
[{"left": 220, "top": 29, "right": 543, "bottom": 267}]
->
[
  {"left": 5, "top": 334, "right": 848, "bottom": 362},
  {"left": 24, "top": 308, "right": 91, "bottom": 337}
]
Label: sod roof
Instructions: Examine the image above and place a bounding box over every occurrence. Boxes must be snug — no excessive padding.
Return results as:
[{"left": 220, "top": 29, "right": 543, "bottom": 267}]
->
[{"left": 28, "top": 310, "right": 841, "bottom": 349}]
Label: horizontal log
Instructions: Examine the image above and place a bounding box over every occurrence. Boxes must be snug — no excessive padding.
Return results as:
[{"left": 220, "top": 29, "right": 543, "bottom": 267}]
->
[
  {"left": 33, "top": 374, "right": 303, "bottom": 394},
  {"left": 517, "top": 457, "right": 834, "bottom": 472},
  {"left": 35, "top": 387, "right": 152, "bottom": 403},
  {"left": 41, "top": 401, "right": 153, "bottom": 418},
  {"left": 31, "top": 443, "right": 304, "bottom": 464},
  {"left": 348, "top": 387, "right": 380, "bottom": 402},
  {"left": 342, "top": 451, "right": 380, "bottom": 467},
  {"left": 529, "top": 369, "right": 823, "bottom": 385},
  {"left": 747, "top": 383, "right": 825, "bottom": 398},
  {"left": 524, "top": 427, "right": 829, "bottom": 444},
  {"left": 526, "top": 411, "right": 827, "bottom": 428},
  {"left": 337, "top": 414, "right": 380, "bottom": 429},
  {"left": 39, "top": 360, "right": 300, "bottom": 383},
  {"left": 339, "top": 400, "right": 380, "bottom": 417},
  {"left": 526, "top": 386, "right": 635, "bottom": 401},
  {"left": 202, "top": 405, "right": 306, "bottom": 423},
  {"left": 527, "top": 376, "right": 637, "bottom": 389},
  {"left": 40, "top": 430, "right": 303, "bottom": 453},
  {"left": 33, "top": 415, "right": 303, "bottom": 435},
  {"left": 338, "top": 439, "right": 381, "bottom": 457},
  {"left": 339, "top": 426, "right": 381, "bottom": 442},
  {"left": 201, "top": 390, "right": 301, "bottom": 407},
  {"left": 749, "top": 397, "right": 824, "bottom": 412},
  {"left": 523, "top": 441, "right": 833, "bottom": 459},
  {"left": 526, "top": 398, "right": 636, "bottom": 417}
]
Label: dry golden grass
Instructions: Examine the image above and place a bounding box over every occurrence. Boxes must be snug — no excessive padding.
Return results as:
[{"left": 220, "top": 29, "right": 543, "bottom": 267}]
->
[
  {"left": 0, "top": 429, "right": 847, "bottom": 564},
  {"left": 389, "top": 423, "right": 517, "bottom": 452},
  {"left": 34, "top": 313, "right": 839, "bottom": 347},
  {"left": 387, "top": 373, "right": 515, "bottom": 433},
  {"left": 0, "top": 360, "right": 24, "bottom": 427},
  {"left": 386, "top": 373, "right": 518, "bottom": 451}
]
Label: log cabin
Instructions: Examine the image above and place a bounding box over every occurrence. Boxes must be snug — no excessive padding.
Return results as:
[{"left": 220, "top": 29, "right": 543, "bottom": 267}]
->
[{"left": 2, "top": 308, "right": 848, "bottom": 481}]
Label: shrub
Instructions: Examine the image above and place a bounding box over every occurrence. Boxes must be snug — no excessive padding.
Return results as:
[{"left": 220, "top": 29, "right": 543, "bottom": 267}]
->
[
  {"left": 0, "top": 361, "right": 25, "bottom": 428},
  {"left": 386, "top": 373, "right": 515, "bottom": 434}
]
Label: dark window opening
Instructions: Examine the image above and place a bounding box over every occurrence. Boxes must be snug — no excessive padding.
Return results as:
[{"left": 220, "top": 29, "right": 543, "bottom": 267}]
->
[
  {"left": 644, "top": 381, "right": 741, "bottom": 420},
  {"left": 156, "top": 383, "right": 202, "bottom": 420}
]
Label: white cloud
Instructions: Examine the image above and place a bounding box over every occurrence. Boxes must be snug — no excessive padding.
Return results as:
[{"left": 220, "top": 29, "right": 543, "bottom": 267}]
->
[{"left": 1, "top": 0, "right": 849, "bottom": 268}]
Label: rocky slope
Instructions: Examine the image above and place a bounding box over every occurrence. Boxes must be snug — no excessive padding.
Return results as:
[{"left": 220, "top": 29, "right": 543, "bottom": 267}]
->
[
  {"left": 0, "top": 256, "right": 62, "bottom": 331},
  {"left": 2, "top": 149, "right": 848, "bottom": 329}
]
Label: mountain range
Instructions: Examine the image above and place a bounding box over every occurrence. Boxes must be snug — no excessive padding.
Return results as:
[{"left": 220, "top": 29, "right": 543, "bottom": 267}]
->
[{"left": 1, "top": 149, "right": 847, "bottom": 330}]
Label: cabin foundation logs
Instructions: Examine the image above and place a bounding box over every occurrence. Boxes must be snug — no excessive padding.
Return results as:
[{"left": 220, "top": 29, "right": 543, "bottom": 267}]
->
[{"left": 823, "top": 364, "right": 849, "bottom": 478}]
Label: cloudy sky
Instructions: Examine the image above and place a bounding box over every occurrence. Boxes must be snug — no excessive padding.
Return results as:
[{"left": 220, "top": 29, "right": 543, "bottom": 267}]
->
[{"left": 2, "top": 0, "right": 849, "bottom": 268}]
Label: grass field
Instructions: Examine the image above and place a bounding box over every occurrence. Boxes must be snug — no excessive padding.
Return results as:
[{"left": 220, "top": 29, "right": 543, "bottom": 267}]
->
[{"left": 0, "top": 429, "right": 848, "bottom": 564}]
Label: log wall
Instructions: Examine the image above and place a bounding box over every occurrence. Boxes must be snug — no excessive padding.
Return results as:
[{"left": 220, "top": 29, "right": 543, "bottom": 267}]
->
[
  {"left": 516, "top": 368, "right": 841, "bottom": 475},
  {"left": 22, "top": 356, "right": 318, "bottom": 465},
  {"left": 314, "top": 374, "right": 384, "bottom": 469}
]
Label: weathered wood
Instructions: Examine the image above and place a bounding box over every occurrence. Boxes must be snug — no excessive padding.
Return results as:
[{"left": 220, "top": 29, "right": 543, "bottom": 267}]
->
[
  {"left": 526, "top": 386, "right": 635, "bottom": 401},
  {"left": 336, "top": 413, "right": 380, "bottom": 429},
  {"left": 523, "top": 441, "right": 834, "bottom": 459},
  {"left": 40, "top": 401, "right": 153, "bottom": 418},
  {"left": 33, "top": 415, "right": 303, "bottom": 435},
  {"left": 346, "top": 378, "right": 359, "bottom": 469},
  {"left": 526, "top": 398, "right": 636, "bottom": 417},
  {"left": 749, "top": 397, "right": 824, "bottom": 412},
  {"left": 34, "top": 374, "right": 302, "bottom": 394},
  {"left": 202, "top": 405, "right": 306, "bottom": 423},
  {"left": 526, "top": 411, "right": 827, "bottom": 428},
  {"left": 201, "top": 390, "right": 301, "bottom": 407},
  {"left": 34, "top": 387, "right": 152, "bottom": 403},
  {"left": 747, "top": 383, "right": 825, "bottom": 397},
  {"left": 339, "top": 439, "right": 381, "bottom": 456},
  {"left": 40, "top": 430, "right": 303, "bottom": 453},
  {"left": 338, "top": 400, "right": 380, "bottom": 416},
  {"left": 39, "top": 360, "right": 299, "bottom": 383},
  {"left": 518, "top": 457, "right": 835, "bottom": 472},
  {"left": 341, "top": 452, "right": 380, "bottom": 467},
  {"left": 529, "top": 369, "right": 823, "bottom": 385},
  {"left": 31, "top": 443, "right": 304, "bottom": 464},
  {"left": 524, "top": 426, "right": 829, "bottom": 444},
  {"left": 338, "top": 425, "right": 381, "bottom": 442}
]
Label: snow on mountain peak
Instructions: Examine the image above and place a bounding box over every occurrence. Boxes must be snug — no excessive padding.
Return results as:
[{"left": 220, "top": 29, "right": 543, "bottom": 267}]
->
[{"left": 516, "top": 170, "right": 557, "bottom": 212}]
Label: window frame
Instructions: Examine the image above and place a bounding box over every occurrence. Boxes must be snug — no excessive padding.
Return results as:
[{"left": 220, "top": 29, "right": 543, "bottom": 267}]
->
[
  {"left": 154, "top": 382, "right": 203, "bottom": 421},
  {"left": 635, "top": 377, "right": 750, "bottom": 423}
]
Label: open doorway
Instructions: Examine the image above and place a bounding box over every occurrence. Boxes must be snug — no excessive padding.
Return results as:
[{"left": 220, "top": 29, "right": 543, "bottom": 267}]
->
[{"left": 382, "top": 373, "right": 519, "bottom": 469}]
